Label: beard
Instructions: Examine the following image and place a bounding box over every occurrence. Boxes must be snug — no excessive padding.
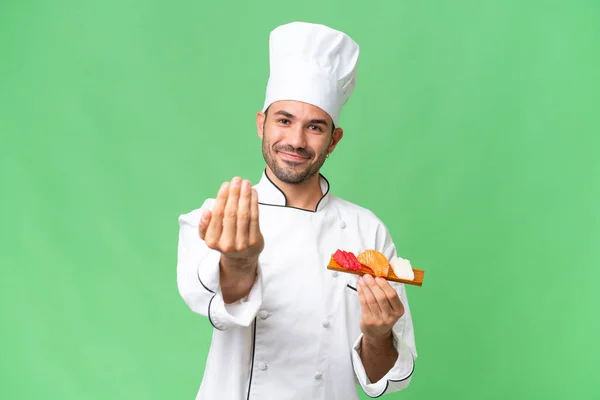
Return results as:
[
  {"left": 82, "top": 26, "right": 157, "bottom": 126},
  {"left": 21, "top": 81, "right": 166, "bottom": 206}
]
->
[{"left": 262, "top": 133, "right": 330, "bottom": 184}]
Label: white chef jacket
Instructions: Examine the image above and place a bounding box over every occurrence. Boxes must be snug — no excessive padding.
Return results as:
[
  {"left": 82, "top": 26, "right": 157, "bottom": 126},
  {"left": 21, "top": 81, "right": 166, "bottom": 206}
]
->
[{"left": 177, "top": 170, "right": 418, "bottom": 400}]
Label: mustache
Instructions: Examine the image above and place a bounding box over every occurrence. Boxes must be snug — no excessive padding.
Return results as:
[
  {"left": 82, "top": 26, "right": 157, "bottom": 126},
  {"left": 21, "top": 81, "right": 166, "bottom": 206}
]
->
[{"left": 274, "top": 145, "right": 313, "bottom": 158}]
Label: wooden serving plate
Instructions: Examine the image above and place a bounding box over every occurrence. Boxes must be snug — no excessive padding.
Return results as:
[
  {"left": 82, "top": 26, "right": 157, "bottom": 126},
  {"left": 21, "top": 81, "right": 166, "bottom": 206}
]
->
[{"left": 327, "top": 256, "right": 424, "bottom": 287}]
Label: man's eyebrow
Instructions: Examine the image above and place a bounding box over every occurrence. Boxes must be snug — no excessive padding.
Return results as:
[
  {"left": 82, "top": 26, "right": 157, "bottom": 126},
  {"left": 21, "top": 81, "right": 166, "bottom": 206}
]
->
[
  {"left": 308, "top": 119, "right": 328, "bottom": 126},
  {"left": 273, "top": 110, "right": 295, "bottom": 119},
  {"left": 272, "top": 111, "right": 329, "bottom": 127}
]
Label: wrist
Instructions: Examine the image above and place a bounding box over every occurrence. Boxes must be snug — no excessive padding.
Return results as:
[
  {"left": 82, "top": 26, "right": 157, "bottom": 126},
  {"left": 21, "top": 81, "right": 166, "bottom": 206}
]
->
[
  {"left": 220, "top": 254, "right": 258, "bottom": 272},
  {"left": 219, "top": 255, "right": 258, "bottom": 301},
  {"left": 362, "top": 330, "right": 394, "bottom": 350}
]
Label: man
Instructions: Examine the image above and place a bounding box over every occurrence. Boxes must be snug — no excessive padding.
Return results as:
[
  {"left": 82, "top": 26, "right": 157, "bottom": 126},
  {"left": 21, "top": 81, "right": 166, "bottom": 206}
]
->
[{"left": 176, "top": 21, "right": 417, "bottom": 399}]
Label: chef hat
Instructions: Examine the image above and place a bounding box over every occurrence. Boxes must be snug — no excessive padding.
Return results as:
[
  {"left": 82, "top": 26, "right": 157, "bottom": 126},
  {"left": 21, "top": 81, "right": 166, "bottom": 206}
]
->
[{"left": 262, "top": 21, "right": 360, "bottom": 127}]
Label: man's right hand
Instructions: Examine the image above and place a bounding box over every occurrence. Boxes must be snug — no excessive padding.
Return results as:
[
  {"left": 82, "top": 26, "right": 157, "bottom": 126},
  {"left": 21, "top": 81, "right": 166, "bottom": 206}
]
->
[{"left": 199, "top": 177, "right": 264, "bottom": 303}]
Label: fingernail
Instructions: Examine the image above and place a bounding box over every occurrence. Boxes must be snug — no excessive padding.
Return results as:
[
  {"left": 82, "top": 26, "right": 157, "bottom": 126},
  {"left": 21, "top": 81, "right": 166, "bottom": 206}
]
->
[
  {"left": 232, "top": 177, "right": 241, "bottom": 186},
  {"left": 364, "top": 274, "right": 373, "bottom": 283},
  {"left": 242, "top": 180, "right": 250, "bottom": 190}
]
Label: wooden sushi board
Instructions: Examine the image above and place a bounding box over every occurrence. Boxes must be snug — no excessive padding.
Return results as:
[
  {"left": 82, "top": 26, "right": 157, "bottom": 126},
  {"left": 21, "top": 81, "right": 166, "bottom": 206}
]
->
[{"left": 327, "top": 256, "right": 424, "bottom": 287}]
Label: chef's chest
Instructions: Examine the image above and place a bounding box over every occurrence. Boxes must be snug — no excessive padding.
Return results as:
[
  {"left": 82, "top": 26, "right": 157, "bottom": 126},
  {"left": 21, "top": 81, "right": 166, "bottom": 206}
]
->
[{"left": 256, "top": 206, "right": 368, "bottom": 316}]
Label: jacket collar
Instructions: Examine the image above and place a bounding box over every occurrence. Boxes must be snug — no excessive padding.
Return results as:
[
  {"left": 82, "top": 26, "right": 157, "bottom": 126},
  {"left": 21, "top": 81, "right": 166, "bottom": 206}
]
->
[{"left": 255, "top": 168, "right": 331, "bottom": 212}]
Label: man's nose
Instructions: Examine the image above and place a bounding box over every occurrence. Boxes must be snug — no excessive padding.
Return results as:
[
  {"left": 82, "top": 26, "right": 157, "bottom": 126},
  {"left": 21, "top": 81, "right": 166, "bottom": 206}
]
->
[{"left": 286, "top": 125, "right": 307, "bottom": 149}]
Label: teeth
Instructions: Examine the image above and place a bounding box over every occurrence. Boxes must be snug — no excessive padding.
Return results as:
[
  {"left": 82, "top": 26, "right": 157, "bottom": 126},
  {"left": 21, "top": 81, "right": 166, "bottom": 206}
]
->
[{"left": 390, "top": 256, "right": 415, "bottom": 281}]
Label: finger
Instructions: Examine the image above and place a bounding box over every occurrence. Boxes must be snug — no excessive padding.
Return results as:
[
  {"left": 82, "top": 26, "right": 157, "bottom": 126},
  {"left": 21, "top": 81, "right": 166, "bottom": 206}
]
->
[
  {"left": 356, "top": 279, "right": 372, "bottom": 317},
  {"left": 358, "top": 276, "right": 382, "bottom": 318},
  {"left": 363, "top": 274, "right": 392, "bottom": 319},
  {"left": 235, "top": 180, "right": 252, "bottom": 249},
  {"left": 205, "top": 182, "right": 230, "bottom": 245},
  {"left": 199, "top": 209, "right": 212, "bottom": 240},
  {"left": 248, "top": 188, "right": 261, "bottom": 244},
  {"left": 221, "top": 177, "right": 242, "bottom": 250},
  {"left": 375, "top": 277, "right": 405, "bottom": 316}
]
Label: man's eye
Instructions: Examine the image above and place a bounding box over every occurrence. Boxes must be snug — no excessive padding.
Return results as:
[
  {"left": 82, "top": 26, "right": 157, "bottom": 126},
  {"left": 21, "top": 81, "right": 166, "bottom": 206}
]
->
[
  {"left": 278, "top": 119, "right": 290, "bottom": 124},
  {"left": 309, "top": 125, "right": 323, "bottom": 132}
]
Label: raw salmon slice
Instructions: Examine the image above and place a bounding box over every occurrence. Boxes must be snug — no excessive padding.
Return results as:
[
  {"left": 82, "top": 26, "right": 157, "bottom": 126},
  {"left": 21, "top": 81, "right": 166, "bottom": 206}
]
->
[{"left": 357, "top": 249, "right": 390, "bottom": 277}]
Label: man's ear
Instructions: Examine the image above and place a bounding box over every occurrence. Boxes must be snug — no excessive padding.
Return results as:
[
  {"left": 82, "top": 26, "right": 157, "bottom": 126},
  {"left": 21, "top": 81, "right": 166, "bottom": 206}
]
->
[
  {"left": 256, "top": 111, "right": 266, "bottom": 139},
  {"left": 327, "top": 127, "right": 344, "bottom": 155}
]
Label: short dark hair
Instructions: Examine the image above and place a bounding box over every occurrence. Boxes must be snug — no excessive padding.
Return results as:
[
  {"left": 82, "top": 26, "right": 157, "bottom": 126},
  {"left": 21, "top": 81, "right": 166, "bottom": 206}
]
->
[{"left": 264, "top": 106, "right": 336, "bottom": 133}]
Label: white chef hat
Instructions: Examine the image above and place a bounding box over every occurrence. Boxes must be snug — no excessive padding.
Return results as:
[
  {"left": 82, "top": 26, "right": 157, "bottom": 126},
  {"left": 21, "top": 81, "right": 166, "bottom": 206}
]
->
[{"left": 262, "top": 21, "right": 360, "bottom": 127}]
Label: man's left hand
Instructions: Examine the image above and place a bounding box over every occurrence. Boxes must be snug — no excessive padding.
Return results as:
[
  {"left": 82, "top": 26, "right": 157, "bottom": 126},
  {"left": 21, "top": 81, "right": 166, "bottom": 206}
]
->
[{"left": 357, "top": 274, "right": 405, "bottom": 340}]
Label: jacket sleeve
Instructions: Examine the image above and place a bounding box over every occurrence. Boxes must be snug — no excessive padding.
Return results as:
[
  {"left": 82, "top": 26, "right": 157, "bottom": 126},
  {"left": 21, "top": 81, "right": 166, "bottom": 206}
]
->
[
  {"left": 176, "top": 200, "right": 264, "bottom": 331},
  {"left": 351, "top": 239, "right": 418, "bottom": 397}
]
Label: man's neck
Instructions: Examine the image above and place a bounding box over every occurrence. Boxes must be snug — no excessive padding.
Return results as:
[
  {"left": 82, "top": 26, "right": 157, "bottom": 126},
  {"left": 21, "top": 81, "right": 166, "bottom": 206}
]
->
[{"left": 265, "top": 167, "right": 324, "bottom": 211}]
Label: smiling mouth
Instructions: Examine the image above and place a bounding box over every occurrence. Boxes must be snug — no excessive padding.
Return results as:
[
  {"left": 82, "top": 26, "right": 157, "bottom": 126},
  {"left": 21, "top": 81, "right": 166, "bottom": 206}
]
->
[{"left": 278, "top": 151, "right": 310, "bottom": 162}]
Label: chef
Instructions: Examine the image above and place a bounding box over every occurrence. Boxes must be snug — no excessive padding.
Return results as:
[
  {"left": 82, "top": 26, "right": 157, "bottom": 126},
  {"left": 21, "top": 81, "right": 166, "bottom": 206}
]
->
[{"left": 176, "top": 21, "right": 418, "bottom": 399}]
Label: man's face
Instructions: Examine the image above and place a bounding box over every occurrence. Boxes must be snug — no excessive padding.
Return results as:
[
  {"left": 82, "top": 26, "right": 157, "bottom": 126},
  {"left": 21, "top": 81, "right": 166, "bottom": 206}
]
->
[{"left": 257, "top": 100, "right": 342, "bottom": 184}]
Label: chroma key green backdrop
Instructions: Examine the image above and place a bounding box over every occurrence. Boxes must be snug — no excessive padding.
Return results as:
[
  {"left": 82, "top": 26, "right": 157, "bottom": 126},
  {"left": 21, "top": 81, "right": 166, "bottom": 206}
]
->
[{"left": 1, "top": 0, "right": 599, "bottom": 399}]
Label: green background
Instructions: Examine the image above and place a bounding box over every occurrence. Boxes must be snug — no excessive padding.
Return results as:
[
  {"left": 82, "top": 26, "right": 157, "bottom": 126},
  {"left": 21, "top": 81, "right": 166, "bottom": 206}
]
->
[{"left": 1, "top": 0, "right": 599, "bottom": 399}]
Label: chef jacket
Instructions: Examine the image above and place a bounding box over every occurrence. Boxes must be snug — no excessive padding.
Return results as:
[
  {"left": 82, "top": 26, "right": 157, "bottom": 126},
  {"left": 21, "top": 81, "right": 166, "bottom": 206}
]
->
[{"left": 177, "top": 170, "right": 418, "bottom": 399}]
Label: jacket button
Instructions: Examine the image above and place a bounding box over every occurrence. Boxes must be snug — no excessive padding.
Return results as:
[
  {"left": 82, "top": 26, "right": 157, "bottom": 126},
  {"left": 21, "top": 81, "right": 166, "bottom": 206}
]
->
[
  {"left": 258, "top": 362, "right": 267, "bottom": 371},
  {"left": 322, "top": 320, "right": 330, "bottom": 328},
  {"left": 315, "top": 372, "right": 323, "bottom": 380},
  {"left": 332, "top": 271, "right": 338, "bottom": 277},
  {"left": 339, "top": 221, "right": 346, "bottom": 229},
  {"left": 259, "top": 310, "right": 269, "bottom": 319}
]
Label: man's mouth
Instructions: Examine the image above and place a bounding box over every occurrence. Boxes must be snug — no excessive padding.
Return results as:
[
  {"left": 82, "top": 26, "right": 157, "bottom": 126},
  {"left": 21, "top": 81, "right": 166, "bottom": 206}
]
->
[{"left": 278, "top": 151, "right": 310, "bottom": 162}]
